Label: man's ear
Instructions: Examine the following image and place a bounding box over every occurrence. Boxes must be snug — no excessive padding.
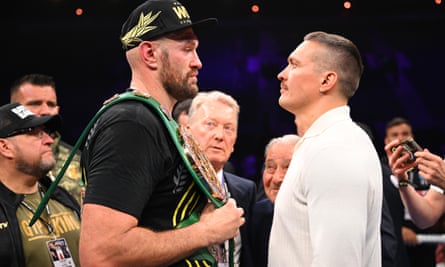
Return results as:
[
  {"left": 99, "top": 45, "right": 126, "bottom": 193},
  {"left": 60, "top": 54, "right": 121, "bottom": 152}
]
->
[
  {"left": 139, "top": 41, "right": 158, "bottom": 67},
  {"left": 319, "top": 72, "right": 337, "bottom": 94},
  {"left": 321, "top": 72, "right": 337, "bottom": 85},
  {"left": 0, "top": 139, "right": 15, "bottom": 159}
]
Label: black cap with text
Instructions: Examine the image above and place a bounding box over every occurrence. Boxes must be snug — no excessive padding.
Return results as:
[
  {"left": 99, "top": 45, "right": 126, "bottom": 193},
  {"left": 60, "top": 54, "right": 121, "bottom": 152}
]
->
[
  {"left": 120, "top": 0, "right": 217, "bottom": 51},
  {"left": 0, "top": 103, "right": 61, "bottom": 138}
]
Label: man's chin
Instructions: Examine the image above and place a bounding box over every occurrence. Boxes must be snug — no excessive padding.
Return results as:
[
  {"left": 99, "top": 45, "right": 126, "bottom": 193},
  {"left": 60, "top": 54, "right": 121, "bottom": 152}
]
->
[
  {"left": 207, "top": 156, "right": 226, "bottom": 170},
  {"left": 41, "top": 160, "right": 56, "bottom": 173},
  {"left": 278, "top": 96, "right": 289, "bottom": 110},
  {"left": 190, "top": 84, "right": 199, "bottom": 94},
  {"left": 176, "top": 86, "right": 198, "bottom": 101}
]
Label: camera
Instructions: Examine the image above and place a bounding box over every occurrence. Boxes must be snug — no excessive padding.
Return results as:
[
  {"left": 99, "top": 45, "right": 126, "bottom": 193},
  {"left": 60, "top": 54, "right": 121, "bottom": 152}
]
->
[{"left": 392, "top": 137, "right": 422, "bottom": 163}]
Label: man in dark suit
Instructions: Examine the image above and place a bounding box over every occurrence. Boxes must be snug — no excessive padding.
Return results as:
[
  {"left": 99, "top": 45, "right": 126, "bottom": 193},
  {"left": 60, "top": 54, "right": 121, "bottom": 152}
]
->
[
  {"left": 249, "top": 134, "right": 300, "bottom": 267},
  {"left": 187, "top": 90, "right": 256, "bottom": 267}
]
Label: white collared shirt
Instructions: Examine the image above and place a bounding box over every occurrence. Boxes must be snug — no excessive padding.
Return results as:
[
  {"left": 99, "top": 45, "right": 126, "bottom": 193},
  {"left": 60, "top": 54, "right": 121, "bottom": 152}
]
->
[
  {"left": 216, "top": 170, "right": 241, "bottom": 266},
  {"left": 269, "top": 106, "right": 382, "bottom": 266}
]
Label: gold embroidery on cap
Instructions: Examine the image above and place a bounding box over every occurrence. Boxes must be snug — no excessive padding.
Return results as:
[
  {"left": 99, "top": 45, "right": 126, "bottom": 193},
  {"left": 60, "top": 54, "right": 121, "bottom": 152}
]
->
[
  {"left": 172, "top": 6, "right": 190, "bottom": 20},
  {"left": 121, "top": 11, "right": 161, "bottom": 50}
]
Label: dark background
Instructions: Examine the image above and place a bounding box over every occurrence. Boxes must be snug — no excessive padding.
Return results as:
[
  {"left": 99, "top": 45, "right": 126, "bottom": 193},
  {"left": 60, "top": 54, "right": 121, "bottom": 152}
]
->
[{"left": 2, "top": 0, "right": 445, "bottom": 182}]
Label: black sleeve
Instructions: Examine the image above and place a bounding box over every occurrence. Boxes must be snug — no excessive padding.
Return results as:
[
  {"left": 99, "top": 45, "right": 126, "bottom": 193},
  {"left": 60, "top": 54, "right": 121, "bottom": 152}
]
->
[{"left": 83, "top": 103, "right": 168, "bottom": 219}]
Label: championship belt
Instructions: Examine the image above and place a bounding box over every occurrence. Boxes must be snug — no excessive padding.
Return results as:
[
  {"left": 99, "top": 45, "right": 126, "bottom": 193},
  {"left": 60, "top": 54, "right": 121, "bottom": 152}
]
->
[
  {"left": 179, "top": 125, "right": 228, "bottom": 203},
  {"left": 177, "top": 125, "right": 233, "bottom": 266},
  {"left": 30, "top": 91, "right": 235, "bottom": 267}
]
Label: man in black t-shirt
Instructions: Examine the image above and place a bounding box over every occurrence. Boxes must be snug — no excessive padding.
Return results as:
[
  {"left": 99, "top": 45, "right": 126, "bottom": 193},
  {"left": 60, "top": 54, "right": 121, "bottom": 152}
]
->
[
  {"left": 79, "top": 1, "right": 245, "bottom": 267},
  {"left": 0, "top": 103, "right": 80, "bottom": 267}
]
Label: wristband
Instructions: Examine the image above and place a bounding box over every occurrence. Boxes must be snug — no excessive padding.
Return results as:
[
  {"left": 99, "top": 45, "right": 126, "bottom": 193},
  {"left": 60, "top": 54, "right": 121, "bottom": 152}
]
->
[{"left": 399, "top": 179, "right": 409, "bottom": 188}]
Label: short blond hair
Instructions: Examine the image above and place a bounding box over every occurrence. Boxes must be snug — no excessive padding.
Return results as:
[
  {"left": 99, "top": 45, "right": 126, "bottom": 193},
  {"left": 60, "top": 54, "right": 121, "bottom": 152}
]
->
[{"left": 188, "top": 90, "right": 240, "bottom": 123}]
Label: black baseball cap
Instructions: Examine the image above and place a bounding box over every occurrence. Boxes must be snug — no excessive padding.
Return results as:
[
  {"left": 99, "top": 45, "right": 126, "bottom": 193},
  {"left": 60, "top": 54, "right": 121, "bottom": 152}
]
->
[
  {"left": 0, "top": 103, "right": 61, "bottom": 138},
  {"left": 120, "top": 0, "right": 217, "bottom": 51}
]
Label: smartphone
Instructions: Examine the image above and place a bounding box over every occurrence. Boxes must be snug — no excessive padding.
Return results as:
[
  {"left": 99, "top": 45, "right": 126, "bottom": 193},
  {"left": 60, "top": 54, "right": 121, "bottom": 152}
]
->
[
  {"left": 394, "top": 138, "right": 429, "bottom": 190},
  {"left": 392, "top": 137, "right": 422, "bottom": 163}
]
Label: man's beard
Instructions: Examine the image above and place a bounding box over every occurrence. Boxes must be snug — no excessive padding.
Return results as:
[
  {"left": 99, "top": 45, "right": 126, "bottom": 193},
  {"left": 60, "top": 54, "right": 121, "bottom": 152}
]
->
[
  {"left": 160, "top": 49, "right": 199, "bottom": 101},
  {"left": 15, "top": 150, "right": 55, "bottom": 178}
]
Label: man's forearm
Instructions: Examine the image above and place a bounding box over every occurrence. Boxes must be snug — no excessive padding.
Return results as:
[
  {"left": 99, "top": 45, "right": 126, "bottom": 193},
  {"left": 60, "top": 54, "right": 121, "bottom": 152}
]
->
[
  {"left": 399, "top": 187, "right": 437, "bottom": 229},
  {"left": 79, "top": 204, "right": 212, "bottom": 267}
]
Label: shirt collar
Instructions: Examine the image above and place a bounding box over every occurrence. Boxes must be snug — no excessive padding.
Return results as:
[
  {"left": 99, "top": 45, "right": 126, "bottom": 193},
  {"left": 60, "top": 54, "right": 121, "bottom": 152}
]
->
[
  {"left": 216, "top": 169, "right": 223, "bottom": 184},
  {"left": 301, "top": 105, "right": 351, "bottom": 140}
]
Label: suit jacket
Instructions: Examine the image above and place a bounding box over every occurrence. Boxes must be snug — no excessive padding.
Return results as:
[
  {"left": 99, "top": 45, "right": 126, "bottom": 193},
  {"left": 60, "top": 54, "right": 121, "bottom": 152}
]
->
[
  {"left": 224, "top": 172, "right": 256, "bottom": 267},
  {"left": 381, "top": 162, "right": 411, "bottom": 267},
  {"left": 249, "top": 198, "right": 273, "bottom": 267},
  {"left": 381, "top": 194, "right": 398, "bottom": 267}
]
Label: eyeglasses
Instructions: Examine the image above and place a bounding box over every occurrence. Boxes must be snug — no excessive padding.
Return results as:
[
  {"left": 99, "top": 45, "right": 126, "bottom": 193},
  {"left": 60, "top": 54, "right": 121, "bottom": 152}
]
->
[{"left": 6, "top": 126, "right": 57, "bottom": 139}]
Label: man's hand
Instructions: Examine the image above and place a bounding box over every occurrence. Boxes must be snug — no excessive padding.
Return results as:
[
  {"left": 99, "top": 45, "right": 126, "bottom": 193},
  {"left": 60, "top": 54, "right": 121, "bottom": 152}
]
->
[
  {"left": 402, "top": 226, "right": 418, "bottom": 246},
  {"left": 384, "top": 139, "right": 417, "bottom": 180},
  {"left": 416, "top": 149, "right": 445, "bottom": 190},
  {"left": 198, "top": 198, "right": 245, "bottom": 246}
]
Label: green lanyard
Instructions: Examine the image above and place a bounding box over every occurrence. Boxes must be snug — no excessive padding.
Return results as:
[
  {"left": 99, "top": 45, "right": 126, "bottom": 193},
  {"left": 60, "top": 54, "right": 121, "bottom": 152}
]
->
[
  {"left": 22, "top": 185, "right": 55, "bottom": 234},
  {"left": 29, "top": 90, "right": 234, "bottom": 267}
]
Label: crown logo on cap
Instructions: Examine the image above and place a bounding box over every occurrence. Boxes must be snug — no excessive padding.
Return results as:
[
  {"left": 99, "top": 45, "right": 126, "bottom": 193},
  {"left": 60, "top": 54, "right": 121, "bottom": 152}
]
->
[{"left": 121, "top": 11, "right": 161, "bottom": 50}]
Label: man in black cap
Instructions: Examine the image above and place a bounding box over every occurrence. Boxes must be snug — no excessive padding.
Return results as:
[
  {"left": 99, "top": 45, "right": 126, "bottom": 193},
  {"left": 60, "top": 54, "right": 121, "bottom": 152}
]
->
[
  {"left": 10, "top": 73, "right": 83, "bottom": 206},
  {"left": 79, "top": 1, "right": 245, "bottom": 266},
  {"left": 0, "top": 103, "right": 80, "bottom": 267}
]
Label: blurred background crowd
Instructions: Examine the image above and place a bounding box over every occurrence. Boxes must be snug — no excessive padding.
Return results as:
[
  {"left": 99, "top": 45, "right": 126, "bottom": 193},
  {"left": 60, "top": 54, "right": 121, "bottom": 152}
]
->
[{"left": 2, "top": 0, "right": 444, "bottom": 182}]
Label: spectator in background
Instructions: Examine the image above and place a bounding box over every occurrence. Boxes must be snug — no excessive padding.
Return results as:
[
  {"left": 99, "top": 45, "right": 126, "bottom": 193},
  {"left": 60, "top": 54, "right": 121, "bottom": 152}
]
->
[
  {"left": 0, "top": 103, "right": 80, "bottom": 267},
  {"left": 10, "top": 73, "right": 83, "bottom": 205},
  {"left": 187, "top": 90, "right": 256, "bottom": 266},
  {"left": 249, "top": 134, "right": 299, "bottom": 267},
  {"left": 172, "top": 96, "right": 236, "bottom": 174},
  {"left": 172, "top": 98, "right": 193, "bottom": 126},
  {"left": 383, "top": 117, "right": 439, "bottom": 267}
]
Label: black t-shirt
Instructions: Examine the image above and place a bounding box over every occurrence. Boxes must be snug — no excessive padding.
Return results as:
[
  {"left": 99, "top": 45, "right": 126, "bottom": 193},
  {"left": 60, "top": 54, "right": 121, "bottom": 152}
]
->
[{"left": 82, "top": 100, "right": 207, "bottom": 231}]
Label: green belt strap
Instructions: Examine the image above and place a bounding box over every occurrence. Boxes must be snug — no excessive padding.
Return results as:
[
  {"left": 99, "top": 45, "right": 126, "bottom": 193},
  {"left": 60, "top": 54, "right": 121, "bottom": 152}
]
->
[{"left": 29, "top": 91, "right": 235, "bottom": 267}]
